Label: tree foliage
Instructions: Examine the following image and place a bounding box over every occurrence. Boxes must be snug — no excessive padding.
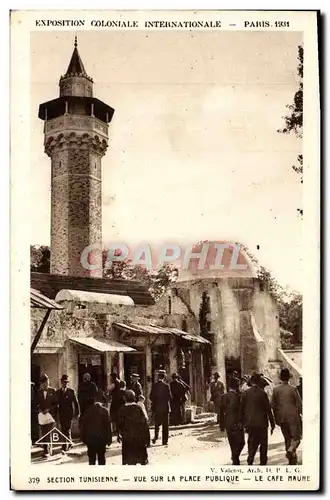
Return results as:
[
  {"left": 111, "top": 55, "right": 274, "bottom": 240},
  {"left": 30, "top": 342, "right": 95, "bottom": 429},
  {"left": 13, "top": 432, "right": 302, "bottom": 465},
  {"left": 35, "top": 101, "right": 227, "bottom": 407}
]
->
[
  {"left": 244, "top": 246, "right": 302, "bottom": 347},
  {"left": 278, "top": 45, "right": 303, "bottom": 138},
  {"left": 30, "top": 245, "right": 50, "bottom": 273},
  {"left": 102, "top": 249, "right": 179, "bottom": 301},
  {"left": 30, "top": 245, "right": 178, "bottom": 301},
  {"left": 278, "top": 45, "right": 304, "bottom": 219}
]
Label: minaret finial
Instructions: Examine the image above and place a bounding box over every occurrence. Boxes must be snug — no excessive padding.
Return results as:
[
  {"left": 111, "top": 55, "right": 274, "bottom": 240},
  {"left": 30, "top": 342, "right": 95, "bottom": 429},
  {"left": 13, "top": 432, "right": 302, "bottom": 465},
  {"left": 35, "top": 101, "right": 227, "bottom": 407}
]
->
[{"left": 74, "top": 35, "right": 77, "bottom": 48}]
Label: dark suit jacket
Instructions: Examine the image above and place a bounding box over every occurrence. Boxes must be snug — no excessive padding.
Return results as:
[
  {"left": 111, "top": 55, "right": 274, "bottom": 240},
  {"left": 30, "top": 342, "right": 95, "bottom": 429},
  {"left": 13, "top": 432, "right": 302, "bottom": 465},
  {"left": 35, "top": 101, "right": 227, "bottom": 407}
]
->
[
  {"left": 35, "top": 387, "right": 58, "bottom": 419},
  {"left": 271, "top": 383, "right": 302, "bottom": 427},
  {"left": 170, "top": 380, "right": 186, "bottom": 403},
  {"left": 78, "top": 380, "right": 98, "bottom": 414},
  {"left": 56, "top": 387, "right": 80, "bottom": 422},
  {"left": 222, "top": 390, "right": 242, "bottom": 430},
  {"left": 80, "top": 402, "right": 112, "bottom": 446},
  {"left": 210, "top": 380, "right": 224, "bottom": 406},
  {"left": 150, "top": 380, "right": 172, "bottom": 414},
  {"left": 241, "top": 386, "right": 275, "bottom": 429}
]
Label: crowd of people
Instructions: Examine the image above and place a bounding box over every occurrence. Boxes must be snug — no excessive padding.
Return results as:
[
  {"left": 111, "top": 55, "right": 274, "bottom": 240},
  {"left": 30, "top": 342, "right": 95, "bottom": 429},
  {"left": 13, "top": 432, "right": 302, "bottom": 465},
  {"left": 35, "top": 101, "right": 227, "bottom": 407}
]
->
[
  {"left": 31, "top": 367, "right": 302, "bottom": 466},
  {"left": 209, "top": 368, "right": 303, "bottom": 466},
  {"left": 31, "top": 369, "right": 191, "bottom": 465}
]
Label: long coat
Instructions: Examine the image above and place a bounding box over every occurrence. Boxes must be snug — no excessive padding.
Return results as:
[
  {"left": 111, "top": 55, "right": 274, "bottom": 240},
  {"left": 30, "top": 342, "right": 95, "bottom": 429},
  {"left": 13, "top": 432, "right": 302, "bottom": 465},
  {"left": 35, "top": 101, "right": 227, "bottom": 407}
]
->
[
  {"left": 80, "top": 402, "right": 112, "bottom": 446},
  {"left": 271, "top": 383, "right": 302, "bottom": 431},
  {"left": 109, "top": 381, "right": 125, "bottom": 422},
  {"left": 241, "top": 386, "right": 275, "bottom": 429},
  {"left": 56, "top": 388, "right": 80, "bottom": 423},
  {"left": 150, "top": 380, "right": 172, "bottom": 414},
  {"left": 78, "top": 380, "right": 98, "bottom": 416},
  {"left": 222, "top": 390, "right": 242, "bottom": 430},
  {"left": 118, "top": 403, "right": 150, "bottom": 465}
]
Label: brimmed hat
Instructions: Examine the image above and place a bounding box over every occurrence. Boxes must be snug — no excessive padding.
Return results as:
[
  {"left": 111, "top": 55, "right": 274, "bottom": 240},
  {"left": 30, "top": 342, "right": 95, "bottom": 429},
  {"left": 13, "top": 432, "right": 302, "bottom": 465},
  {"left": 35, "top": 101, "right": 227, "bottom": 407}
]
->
[
  {"left": 158, "top": 369, "right": 166, "bottom": 375},
  {"left": 250, "top": 373, "right": 262, "bottom": 385},
  {"left": 131, "top": 373, "right": 140, "bottom": 378},
  {"left": 213, "top": 372, "right": 220, "bottom": 378},
  {"left": 40, "top": 374, "right": 49, "bottom": 383},
  {"left": 280, "top": 368, "right": 291, "bottom": 381},
  {"left": 61, "top": 374, "right": 69, "bottom": 382}
]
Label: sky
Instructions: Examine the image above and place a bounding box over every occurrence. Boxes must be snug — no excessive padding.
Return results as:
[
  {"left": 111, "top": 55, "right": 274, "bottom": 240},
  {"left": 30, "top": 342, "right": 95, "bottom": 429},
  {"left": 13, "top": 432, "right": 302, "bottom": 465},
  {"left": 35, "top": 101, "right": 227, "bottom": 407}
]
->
[{"left": 30, "top": 30, "right": 303, "bottom": 292}]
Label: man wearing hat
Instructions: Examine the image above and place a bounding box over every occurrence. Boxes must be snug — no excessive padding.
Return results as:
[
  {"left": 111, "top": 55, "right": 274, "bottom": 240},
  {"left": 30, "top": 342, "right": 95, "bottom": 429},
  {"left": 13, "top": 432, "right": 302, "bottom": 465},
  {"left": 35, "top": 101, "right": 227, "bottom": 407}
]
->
[
  {"left": 78, "top": 373, "right": 98, "bottom": 421},
  {"left": 210, "top": 372, "right": 225, "bottom": 427},
  {"left": 271, "top": 368, "right": 302, "bottom": 465},
  {"left": 128, "top": 373, "right": 143, "bottom": 402},
  {"left": 56, "top": 375, "right": 80, "bottom": 453},
  {"left": 241, "top": 373, "right": 275, "bottom": 465},
  {"left": 222, "top": 377, "right": 245, "bottom": 465},
  {"left": 150, "top": 369, "right": 172, "bottom": 445},
  {"left": 170, "top": 373, "right": 190, "bottom": 426},
  {"left": 35, "top": 374, "right": 58, "bottom": 457}
]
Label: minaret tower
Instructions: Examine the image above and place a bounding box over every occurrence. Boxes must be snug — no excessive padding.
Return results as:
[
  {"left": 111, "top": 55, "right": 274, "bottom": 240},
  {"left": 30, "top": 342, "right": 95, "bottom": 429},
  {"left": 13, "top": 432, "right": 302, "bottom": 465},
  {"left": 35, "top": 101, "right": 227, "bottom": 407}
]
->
[{"left": 38, "top": 37, "right": 115, "bottom": 277}]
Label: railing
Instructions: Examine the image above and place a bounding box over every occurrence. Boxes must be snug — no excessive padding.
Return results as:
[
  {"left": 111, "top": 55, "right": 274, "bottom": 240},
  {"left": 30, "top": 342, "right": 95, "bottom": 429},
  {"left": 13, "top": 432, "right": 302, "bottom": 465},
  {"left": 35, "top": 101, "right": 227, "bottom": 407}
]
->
[{"left": 44, "top": 114, "right": 108, "bottom": 138}]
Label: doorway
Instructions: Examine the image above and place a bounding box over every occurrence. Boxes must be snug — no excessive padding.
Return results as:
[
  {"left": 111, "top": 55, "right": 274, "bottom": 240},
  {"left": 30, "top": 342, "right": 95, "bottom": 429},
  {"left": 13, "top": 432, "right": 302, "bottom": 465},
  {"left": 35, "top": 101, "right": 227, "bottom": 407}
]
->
[
  {"left": 78, "top": 352, "right": 106, "bottom": 391},
  {"left": 123, "top": 351, "right": 145, "bottom": 388}
]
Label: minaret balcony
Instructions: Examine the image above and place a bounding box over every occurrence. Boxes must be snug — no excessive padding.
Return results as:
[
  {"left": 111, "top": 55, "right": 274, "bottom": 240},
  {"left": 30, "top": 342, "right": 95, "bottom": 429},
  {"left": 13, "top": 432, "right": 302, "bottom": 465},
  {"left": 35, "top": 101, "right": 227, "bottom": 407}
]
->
[{"left": 44, "top": 114, "right": 108, "bottom": 140}]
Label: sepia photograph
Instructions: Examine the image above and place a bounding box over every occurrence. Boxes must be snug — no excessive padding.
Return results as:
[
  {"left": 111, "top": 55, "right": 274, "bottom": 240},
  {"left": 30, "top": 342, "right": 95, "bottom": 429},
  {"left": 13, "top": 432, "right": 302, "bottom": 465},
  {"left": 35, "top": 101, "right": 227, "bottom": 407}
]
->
[{"left": 10, "top": 10, "right": 320, "bottom": 491}]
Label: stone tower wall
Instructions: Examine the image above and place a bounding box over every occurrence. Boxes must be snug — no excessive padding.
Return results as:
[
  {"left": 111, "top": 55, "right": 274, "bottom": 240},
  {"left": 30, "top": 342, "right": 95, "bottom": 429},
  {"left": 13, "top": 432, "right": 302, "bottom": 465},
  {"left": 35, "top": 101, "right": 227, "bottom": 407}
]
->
[{"left": 46, "top": 128, "right": 107, "bottom": 277}]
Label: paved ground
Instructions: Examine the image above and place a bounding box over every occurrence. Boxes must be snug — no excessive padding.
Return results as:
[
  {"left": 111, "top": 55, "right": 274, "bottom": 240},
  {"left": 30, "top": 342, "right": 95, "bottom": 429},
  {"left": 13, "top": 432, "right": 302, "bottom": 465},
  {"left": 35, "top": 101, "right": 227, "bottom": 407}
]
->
[{"left": 32, "top": 424, "right": 302, "bottom": 467}]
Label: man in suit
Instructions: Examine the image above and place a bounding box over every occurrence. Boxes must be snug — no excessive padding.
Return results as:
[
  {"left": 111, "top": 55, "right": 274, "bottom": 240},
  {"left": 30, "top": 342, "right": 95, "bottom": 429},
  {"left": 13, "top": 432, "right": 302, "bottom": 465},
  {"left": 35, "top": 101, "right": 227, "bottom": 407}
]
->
[
  {"left": 80, "top": 396, "right": 112, "bottom": 465},
  {"left": 35, "top": 374, "right": 58, "bottom": 457},
  {"left": 271, "top": 368, "right": 302, "bottom": 465},
  {"left": 127, "top": 373, "right": 143, "bottom": 402},
  {"left": 170, "top": 373, "right": 188, "bottom": 426},
  {"left": 210, "top": 372, "right": 225, "bottom": 428},
  {"left": 78, "top": 372, "right": 98, "bottom": 422},
  {"left": 241, "top": 373, "right": 275, "bottom": 465},
  {"left": 222, "top": 377, "right": 245, "bottom": 465},
  {"left": 150, "top": 369, "right": 172, "bottom": 445},
  {"left": 56, "top": 374, "right": 80, "bottom": 453}
]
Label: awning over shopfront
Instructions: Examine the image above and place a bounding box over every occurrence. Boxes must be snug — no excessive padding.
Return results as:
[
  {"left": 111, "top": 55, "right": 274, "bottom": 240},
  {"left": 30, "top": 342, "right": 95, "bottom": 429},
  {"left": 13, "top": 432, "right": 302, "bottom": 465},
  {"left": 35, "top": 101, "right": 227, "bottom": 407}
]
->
[
  {"left": 31, "top": 288, "right": 64, "bottom": 310},
  {"left": 56, "top": 289, "right": 134, "bottom": 306},
  {"left": 113, "top": 322, "right": 210, "bottom": 345},
  {"left": 69, "top": 336, "right": 137, "bottom": 352}
]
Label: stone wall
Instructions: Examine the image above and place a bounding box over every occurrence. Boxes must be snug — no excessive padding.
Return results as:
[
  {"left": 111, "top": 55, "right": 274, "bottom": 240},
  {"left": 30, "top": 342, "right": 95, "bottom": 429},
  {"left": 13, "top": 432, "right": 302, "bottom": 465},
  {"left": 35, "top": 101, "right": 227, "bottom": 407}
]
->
[{"left": 251, "top": 289, "right": 280, "bottom": 361}]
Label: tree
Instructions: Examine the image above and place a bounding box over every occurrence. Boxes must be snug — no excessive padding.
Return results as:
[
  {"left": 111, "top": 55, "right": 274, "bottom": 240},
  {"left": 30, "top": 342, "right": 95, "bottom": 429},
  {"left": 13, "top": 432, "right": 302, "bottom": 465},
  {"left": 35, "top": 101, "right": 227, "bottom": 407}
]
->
[
  {"left": 243, "top": 246, "right": 302, "bottom": 347},
  {"left": 103, "top": 250, "right": 178, "bottom": 301},
  {"left": 30, "top": 245, "right": 50, "bottom": 273},
  {"left": 30, "top": 245, "right": 178, "bottom": 300},
  {"left": 278, "top": 45, "right": 303, "bottom": 218}
]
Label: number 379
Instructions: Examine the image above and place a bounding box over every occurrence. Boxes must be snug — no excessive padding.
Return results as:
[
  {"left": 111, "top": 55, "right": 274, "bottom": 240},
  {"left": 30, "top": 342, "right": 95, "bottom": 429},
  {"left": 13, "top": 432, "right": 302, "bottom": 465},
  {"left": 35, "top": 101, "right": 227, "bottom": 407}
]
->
[{"left": 28, "top": 477, "right": 40, "bottom": 484}]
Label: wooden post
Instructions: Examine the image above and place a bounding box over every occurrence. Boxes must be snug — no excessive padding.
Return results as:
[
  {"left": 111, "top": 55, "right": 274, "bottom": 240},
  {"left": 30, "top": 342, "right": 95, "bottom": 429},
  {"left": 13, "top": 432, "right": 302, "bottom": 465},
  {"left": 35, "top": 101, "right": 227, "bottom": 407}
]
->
[
  {"left": 118, "top": 352, "right": 124, "bottom": 381},
  {"left": 188, "top": 350, "right": 193, "bottom": 404},
  {"left": 65, "top": 100, "right": 69, "bottom": 114},
  {"left": 104, "top": 352, "right": 112, "bottom": 391},
  {"left": 30, "top": 309, "right": 51, "bottom": 355},
  {"left": 145, "top": 343, "right": 152, "bottom": 412},
  {"left": 91, "top": 102, "right": 95, "bottom": 117},
  {"left": 169, "top": 336, "right": 177, "bottom": 375}
]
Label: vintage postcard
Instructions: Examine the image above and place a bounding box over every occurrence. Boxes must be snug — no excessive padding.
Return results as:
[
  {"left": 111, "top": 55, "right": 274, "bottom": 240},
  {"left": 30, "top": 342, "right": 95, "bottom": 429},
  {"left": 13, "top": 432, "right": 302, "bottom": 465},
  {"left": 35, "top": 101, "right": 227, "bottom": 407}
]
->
[{"left": 10, "top": 10, "right": 320, "bottom": 491}]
